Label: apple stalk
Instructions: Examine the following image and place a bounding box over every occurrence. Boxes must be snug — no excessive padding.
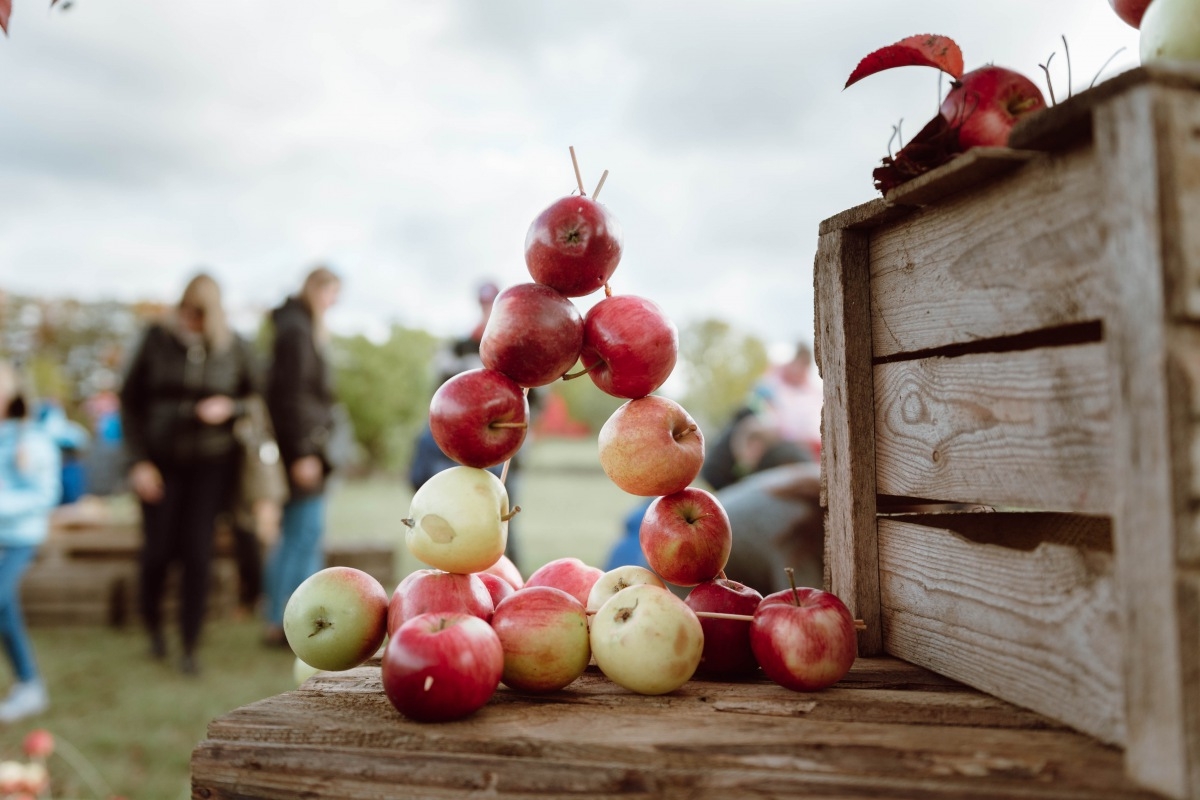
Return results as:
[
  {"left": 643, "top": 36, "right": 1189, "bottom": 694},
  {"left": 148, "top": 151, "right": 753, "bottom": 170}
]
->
[{"left": 582, "top": 606, "right": 866, "bottom": 631}]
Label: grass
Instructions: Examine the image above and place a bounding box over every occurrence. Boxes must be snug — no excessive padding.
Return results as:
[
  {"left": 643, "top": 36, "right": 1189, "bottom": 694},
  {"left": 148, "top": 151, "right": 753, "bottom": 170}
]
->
[{"left": 0, "top": 437, "right": 631, "bottom": 800}]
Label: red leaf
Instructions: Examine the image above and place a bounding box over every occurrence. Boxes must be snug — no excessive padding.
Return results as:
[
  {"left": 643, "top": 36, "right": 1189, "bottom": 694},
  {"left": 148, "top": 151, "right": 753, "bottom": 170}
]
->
[
  {"left": 0, "top": 0, "right": 11, "bottom": 36},
  {"left": 845, "top": 34, "right": 964, "bottom": 88}
]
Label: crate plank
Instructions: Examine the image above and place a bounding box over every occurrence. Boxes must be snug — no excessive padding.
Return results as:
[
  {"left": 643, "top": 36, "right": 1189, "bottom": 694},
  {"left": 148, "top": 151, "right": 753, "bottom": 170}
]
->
[
  {"left": 869, "top": 146, "right": 1106, "bottom": 359},
  {"left": 878, "top": 515, "right": 1122, "bottom": 746},
  {"left": 192, "top": 659, "right": 1158, "bottom": 800},
  {"left": 1098, "top": 83, "right": 1197, "bottom": 799},
  {"left": 884, "top": 147, "right": 1039, "bottom": 207},
  {"left": 1158, "top": 89, "right": 1200, "bottom": 320},
  {"left": 873, "top": 343, "right": 1111, "bottom": 511},
  {"left": 815, "top": 227, "right": 883, "bottom": 655}
]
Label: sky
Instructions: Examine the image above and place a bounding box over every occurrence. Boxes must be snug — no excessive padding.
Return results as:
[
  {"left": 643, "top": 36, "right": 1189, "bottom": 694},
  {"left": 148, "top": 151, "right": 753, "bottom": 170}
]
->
[{"left": 0, "top": 0, "right": 1142, "bottom": 356}]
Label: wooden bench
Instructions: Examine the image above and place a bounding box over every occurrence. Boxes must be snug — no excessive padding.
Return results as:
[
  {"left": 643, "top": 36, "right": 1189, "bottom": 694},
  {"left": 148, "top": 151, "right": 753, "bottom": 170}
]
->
[{"left": 190, "top": 656, "right": 1160, "bottom": 799}]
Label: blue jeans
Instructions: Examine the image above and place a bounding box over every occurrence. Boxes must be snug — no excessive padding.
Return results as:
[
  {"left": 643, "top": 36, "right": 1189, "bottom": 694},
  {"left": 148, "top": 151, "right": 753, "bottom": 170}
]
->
[
  {"left": 0, "top": 547, "right": 39, "bottom": 683},
  {"left": 264, "top": 495, "right": 326, "bottom": 626}
]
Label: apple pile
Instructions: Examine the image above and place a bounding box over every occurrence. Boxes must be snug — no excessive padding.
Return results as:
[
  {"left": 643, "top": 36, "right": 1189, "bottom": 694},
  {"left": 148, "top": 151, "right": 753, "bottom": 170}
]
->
[{"left": 283, "top": 151, "right": 859, "bottom": 722}]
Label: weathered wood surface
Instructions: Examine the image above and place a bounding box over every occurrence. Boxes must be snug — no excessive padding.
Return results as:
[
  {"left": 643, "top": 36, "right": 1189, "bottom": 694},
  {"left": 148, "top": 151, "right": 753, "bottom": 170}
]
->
[
  {"left": 1098, "top": 82, "right": 1200, "bottom": 799},
  {"left": 814, "top": 228, "right": 882, "bottom": 656},
  {"left": 878, "top": 514, "right": 1122, "bottom": 746},
  {"left": 869, "top": 146, "right": 1107, "bottom": 359},
  {"left": 873, "top": 343, "right": 1111, "bottom": 512},
  {"left": 190, "top": 656, "right": 1160, "bottom": 800},
  {"left": 884, "top": 147, "right": 1039, "bottom": 208}
]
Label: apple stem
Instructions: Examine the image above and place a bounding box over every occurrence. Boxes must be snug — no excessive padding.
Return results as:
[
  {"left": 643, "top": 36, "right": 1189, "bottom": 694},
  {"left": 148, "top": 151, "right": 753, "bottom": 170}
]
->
[
  {"left": 401, "top": 518, "right": 415, "bottom": 529},
  {"left": 308, "top": 617, "right": 333, "bottom": 638},
  {"left": 489, "top": 421, "right": 528, "bottom": 429},
  {"left": 673, "top": 423, "right": 699, "bottom": 443},
  {"left": 569, "top": 146, "right": 586, "bottom": 196},
  {"left": 603, "top": 283, "right": 613, "bottom": 298},
  {"left": 562, "top": 360, "right": 601, "bottom": 381},
  {"left": 501, "top": 505, "right": 521, "bottom": 523},
  {"left": 593, "top": 169, "right": 609, "bottom": 201},
  {"left": 785, "top": 567, "right": 800, "bottom": 606}
]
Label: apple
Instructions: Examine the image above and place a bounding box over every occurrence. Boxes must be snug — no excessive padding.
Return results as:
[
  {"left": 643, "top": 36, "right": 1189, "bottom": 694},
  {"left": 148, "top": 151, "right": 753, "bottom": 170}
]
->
[
  {"left": 480, "top": 282, "right": 584, "bottom": 388},
  {"left": 282, "top": 566, "right": 389, "bottom": 672},
  {"left": 1141, "top": 0, "right": 1200, "bottom": 61},
  {"left": 639, "top": 487, "right": 732, "bottom": 587},
  {"left": 598, "top": 396, "right": 705, "bottom": 496},
  {"left": 476, "top": 571, "right": 516, "bottom": 608},
  {"left": 381, "top": 612, "right": 504, "bottom": 722},
  {"left": 685, "top": 578, "right": 763, "bottom": 678},
  {"left": 940, "top": 66, "right": 1046, "bottom": 150},
  {"left": 586, "top": 564, "right": 666, "bottom": 612},
  {"left": 429, "top": 368, "right": 528, "bottom": 469},
  {"left": 750, "top": 586, "right": 857, "bottom": 692},
  {"left": 523, "top": 556, "right": 604, "bottom": 607},
  {"left": 387, "top": 568, "right": 494, "bottom": 636},
  {"left": 578, "top": 295, "right": 679, "bottom": 400},
  {"left": 22, "top": 729, "right": 53, "bottom": 760},
  {"left": 589, "top": 584, "right": 704, "bottom": 695},
  {"left": 293, "top": 656, "right": 321, "bottom": 686},
  {"left": 403, "top": 466, "right": 511, "bottom": 575},
  {"left": 491, "top": 586, "right": 591, "bottom": 692},
  {"left": 524, "top": 195, "right": 623, "bottom": 297},
  {"left": 483, "top": 553, "right": 525, "bottom": 590},
  {"left": 1111, "top": 0, "right": 1153, "bottom": 28}
]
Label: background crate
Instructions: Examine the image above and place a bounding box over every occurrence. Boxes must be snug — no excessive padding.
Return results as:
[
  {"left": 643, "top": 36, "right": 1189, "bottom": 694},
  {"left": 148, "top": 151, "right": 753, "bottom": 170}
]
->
[{"left": 815, "top": 65, "right": 1200, "bottom": 799}]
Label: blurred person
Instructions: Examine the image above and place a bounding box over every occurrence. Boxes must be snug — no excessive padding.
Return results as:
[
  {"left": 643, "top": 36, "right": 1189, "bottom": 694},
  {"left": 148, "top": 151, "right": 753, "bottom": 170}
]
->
[
  {"left": 0, "top": 360, "right": 59, "bottom": 722},
  {"left": 119, "top": 273, "right": 261, "bottom": 675},
  {"left": 747, "top": 342, "right": 822, "bottom": 459},
  {"left": 262, "top": 266, "right": 342, "bottom": 647}
]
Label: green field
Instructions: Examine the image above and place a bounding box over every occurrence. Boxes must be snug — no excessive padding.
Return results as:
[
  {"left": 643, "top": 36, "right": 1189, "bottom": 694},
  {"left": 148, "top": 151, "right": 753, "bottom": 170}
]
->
[{"left": 0, "top": 437, "right": 633, "bottom": 800}]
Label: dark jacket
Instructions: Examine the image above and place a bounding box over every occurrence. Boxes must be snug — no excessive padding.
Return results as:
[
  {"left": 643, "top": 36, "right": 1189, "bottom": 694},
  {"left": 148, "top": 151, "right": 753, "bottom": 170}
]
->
[
  {"left": 119, "top": 323, "right": 259, "bottom": 466},
  {"left": 265, "top": 297, "right": 336, "bottom": 497}
]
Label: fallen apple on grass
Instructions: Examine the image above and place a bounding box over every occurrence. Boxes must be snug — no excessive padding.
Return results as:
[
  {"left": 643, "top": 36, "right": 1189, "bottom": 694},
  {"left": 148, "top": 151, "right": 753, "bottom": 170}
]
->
[
  {"left": 589, "top": 583, "right": 704, "bottom": 695},
  {"left": 382, "top": 612, "right": 505, "bottom": 723},
  {"left": 283, "top": 566, "right": 389, "bottom": 672},
  {"left": 491, "top": 586, "right": 591, "bottom": 692}
]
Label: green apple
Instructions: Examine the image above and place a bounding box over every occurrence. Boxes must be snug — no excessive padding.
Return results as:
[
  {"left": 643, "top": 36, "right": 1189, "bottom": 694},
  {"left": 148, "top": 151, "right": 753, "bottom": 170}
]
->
[
  {"left": 1141, "top": 0, "right": 1200, "bottom": 62},
  {"left": 586, "top": 564, "right": 666, "bottom": 612},
  {"left": 404, "top": 466, "right": 511, "bottom": 574},
  {"left": 283, "top": 566, "right": 389, "bottom": 672},
  {"left": 589, "top": 583, "right": 704, "bottom": 695}
]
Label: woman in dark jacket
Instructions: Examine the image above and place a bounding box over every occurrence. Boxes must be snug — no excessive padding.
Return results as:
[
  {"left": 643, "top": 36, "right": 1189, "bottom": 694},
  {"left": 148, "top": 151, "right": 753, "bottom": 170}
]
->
[
  {"left": 120, "top": 273, "right": 259, "bottom": 674},
  {"left": 262, "top": 266, "right": 341, "bottom": 646}
]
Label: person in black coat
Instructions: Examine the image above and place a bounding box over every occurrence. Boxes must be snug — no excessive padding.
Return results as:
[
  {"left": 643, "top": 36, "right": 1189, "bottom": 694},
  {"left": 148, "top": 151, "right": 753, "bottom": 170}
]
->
[
  {"left": 119, "top": 273, "right": 260, "bottom": 674},
  {"left": 262, "top": 266, "right": 341, "bottom": 646}
]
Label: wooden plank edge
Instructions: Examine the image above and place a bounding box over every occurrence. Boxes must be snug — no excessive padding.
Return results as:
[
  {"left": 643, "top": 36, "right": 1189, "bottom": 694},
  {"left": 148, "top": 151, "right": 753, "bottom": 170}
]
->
[{"left": 883, "top": 148, "right": 1039, "bottom": 208}]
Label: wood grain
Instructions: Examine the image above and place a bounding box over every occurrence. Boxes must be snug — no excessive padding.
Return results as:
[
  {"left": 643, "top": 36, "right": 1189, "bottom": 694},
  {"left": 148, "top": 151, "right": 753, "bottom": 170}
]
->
[
  {"left": 191, "top": 659, "right": 1160, "bottom": 800},
  {"left": 815, "top": 227, "right": 883, "bottom": 655},
  {"left": 884, "top": 147, "right": 1039, "bottom": 208},
  {"left": 873, "top": 343, "right": 1111, "bottom": 512},
  {"left": 1097, "top": 82, "right": 1194, "bottom": 800},
  {"left": 878, "top": 516, "right": 1123, "bottom": 746},
  {"left": 868, "top": 146, "right": 1107, "bottom": 360}
]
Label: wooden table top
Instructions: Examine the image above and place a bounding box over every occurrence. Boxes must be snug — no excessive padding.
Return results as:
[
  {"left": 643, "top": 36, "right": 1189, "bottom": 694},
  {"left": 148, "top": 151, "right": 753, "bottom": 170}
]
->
[{"left": 190, "top": 656, "right": 1162, "bottom": 799}]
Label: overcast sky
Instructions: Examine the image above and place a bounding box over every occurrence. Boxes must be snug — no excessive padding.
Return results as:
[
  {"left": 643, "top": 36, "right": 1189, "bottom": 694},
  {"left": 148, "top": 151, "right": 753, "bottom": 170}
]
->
[{"left": 0, "top": 0, "right": 1141, "bottom": 354}]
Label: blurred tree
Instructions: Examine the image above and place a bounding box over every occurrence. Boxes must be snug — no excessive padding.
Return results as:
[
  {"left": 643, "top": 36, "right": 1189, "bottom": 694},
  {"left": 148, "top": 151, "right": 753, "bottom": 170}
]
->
[
  {"left": 331, "top": 326, "right": 442, "bottom": 473},
  {"left": 677, "top": 318, "right": 769, "bottom": 432}
]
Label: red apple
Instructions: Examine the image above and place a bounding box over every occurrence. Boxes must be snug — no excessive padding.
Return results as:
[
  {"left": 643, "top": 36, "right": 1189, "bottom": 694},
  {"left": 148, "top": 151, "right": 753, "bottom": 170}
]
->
[
  {"left": 482, "top": 553, "right": 524, "bottom": 590},
  {"left": 598, "top": 396, "right": 704, "bottom": 496},
  {"left": 639, "top": 487, "right": 732, "bottom": 587},
  {"left": 491, "top": 586, "right": 591, "bottom": 692},
  {"left": 282, "top": 566, "right": 389, "bottom": 672},
  {"left": 685, "top": 578, "right": 763, "bottom": 678},
  {"left": 1110, "top": 0, "right": 1152, "bottom": 28},
  {"left": 579, "top": 294, "right": 678, "bottom": 399},
  {"left": 524, "top": 195, "right": 622, "bottom": 297},
  {"left": 429, "top": 368, "right": 528, "bottom": 469},
  {"left": 387, "top": 569, "right": 494, "bottom": 637},
  {"left": 476, "top": 571, "right": 516, "bottom": 608},
  {"left": 381, "top": 612, "right": 504, "bottom": 722},
  {"left": 480, "top": 282, "right": 584, "bottom": 387},
  {"left": 523, "top": 557, "right": 604, "bottom": 607},
  {"left": 750, "top": 586, "right": 857, "bottom": 692},
  {"left": 940, "top": 66, "right": 1045, "bottom": 150}
]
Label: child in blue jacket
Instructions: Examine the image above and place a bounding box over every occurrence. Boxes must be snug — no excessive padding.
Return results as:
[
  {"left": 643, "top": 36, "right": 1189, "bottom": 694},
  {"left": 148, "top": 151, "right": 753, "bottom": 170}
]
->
[{"left": 0, "top": 361, "right": 60, "bottom": 722}]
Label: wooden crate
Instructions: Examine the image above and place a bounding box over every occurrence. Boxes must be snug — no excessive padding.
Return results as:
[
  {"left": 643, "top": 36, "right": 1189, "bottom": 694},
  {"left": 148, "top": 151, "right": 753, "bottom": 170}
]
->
[
  {"left": 815, "top": 65, "right": 1200, "bottom": 799},
  {"left": 191, "top": 656, "right": 1160, "bottom": 799}
]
